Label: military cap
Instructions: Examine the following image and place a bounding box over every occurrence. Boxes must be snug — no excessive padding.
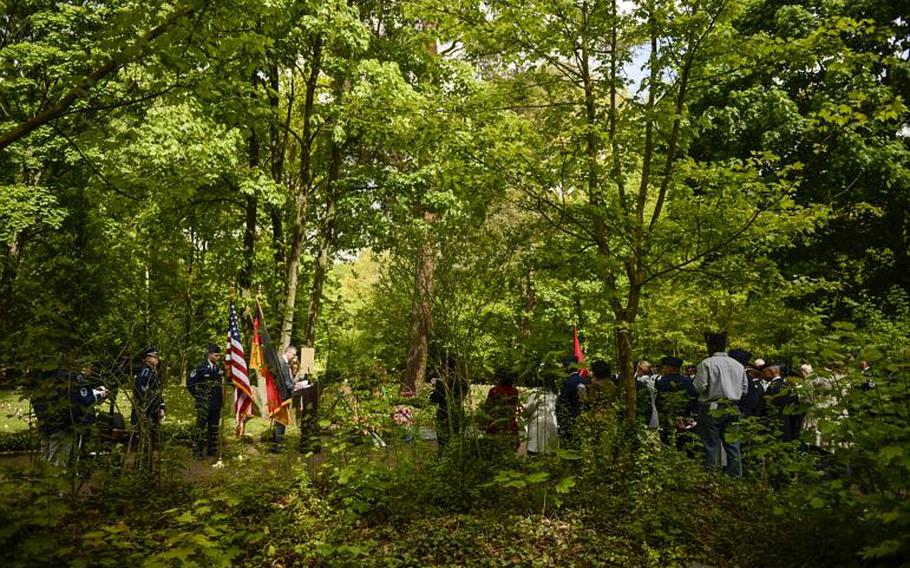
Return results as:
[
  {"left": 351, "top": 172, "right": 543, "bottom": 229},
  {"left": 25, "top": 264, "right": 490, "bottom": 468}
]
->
[
  {"left": 659, "top": 356, "right": 683, "bottom": 368},
  {"left": 207, "top": 343, "right": 221, "bottom": 354},
  {"left": 142, "top": 345, "right": 159, "bottom": 358}
]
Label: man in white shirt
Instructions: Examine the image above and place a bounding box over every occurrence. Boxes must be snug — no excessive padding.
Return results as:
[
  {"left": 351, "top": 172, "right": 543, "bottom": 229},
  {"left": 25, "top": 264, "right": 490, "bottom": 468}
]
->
[{"left": 694, "top": 332, "right": 748, "bottom": 477}]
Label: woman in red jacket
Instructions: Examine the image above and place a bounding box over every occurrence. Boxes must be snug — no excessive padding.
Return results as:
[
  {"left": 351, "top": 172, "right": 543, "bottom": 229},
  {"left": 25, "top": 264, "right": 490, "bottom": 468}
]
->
[{"left": 484, "top": 369, "right": 521, "bottom": 451}]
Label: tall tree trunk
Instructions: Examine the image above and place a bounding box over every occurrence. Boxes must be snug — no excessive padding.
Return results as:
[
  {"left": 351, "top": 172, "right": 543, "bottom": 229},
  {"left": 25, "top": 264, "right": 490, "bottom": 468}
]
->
[
  {"left": 615, "top": 323, "right": 636, "bottom": 423},
  {"left": 402, "top": 25, "right": 439, "bottom": 394},
  {"left": 303, "top": 136, "right": 341, "bottom": 348},
  {"left": 609, "top": 0, "right": 627, "bottom": 210},
  {"left": 0, "top": 234, "right": 24, "bottom": 337},
  {"left": 242, "top": 73, "right": 266, "bottom": 416},
  {"left": 181, "top": 228, "right": 196, "bottom": 385},
  {"left": 606, "top": 1, "right": 638, "bottom": 422},
  {"left": 615, "top": 278, "right": 643, "bottom": 424},
  {"left": 268, "top": 63, "right": 287, "bottom": 313},
  {"left": 402, "top": 211, "right": 437, "bottom": 393},
  {"left": 240, "top": 197, "right": 257, "bottom": 296},
  {"left": 239, "top": 70, "right": 261, "bottom": 297},
  {"left": 521, "top": 264, "right": 535, "bottom": 343},
  {"left": 269, "top": 207, "right": 284, "bottom": 310},
  {"left": 279, "top": 38, "right": 322, "bottom": 351}
]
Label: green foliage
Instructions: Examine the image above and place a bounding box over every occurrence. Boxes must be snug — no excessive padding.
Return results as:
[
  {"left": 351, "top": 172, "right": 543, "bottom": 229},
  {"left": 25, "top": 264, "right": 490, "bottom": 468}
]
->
[
  {"left": 1, "top": 0, "right": 909, "bottom": 565},
  {"left": 0, "top": 185, "right": 66, "bottom": 246}
]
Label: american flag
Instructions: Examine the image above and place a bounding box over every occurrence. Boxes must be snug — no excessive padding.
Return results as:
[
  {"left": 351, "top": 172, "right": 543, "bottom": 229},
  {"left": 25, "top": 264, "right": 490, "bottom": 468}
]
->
[{"left": 227, "top": 301, "right": 254, "bottom": 434}]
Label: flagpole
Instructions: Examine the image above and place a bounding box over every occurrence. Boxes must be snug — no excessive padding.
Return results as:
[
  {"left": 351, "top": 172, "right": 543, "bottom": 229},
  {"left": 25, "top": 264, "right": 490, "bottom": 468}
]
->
[
  {"left": 221, "top": 289, "right": 241, "bottom": 461},
  {"left": 219, "top": 358, "right": 227, "bottom": 462}
]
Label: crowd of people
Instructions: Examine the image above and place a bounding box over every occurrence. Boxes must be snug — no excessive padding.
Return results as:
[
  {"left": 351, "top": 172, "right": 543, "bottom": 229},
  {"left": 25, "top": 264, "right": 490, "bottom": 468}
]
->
[
  {"left": 30, "top": 330, "right": 875, "bottom": 477},
  {"left": 29, "top": 341, "right": 328, "bottom": 470},
  {"left": 431, "top": 331, "right": 870, "bottom": 478}
]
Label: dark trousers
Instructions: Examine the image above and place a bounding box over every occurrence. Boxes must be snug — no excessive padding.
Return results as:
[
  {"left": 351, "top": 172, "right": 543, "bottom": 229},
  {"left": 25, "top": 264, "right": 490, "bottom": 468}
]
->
[
  {"left": 698, "top": 402, "right": 742, "bottom": 477},
  {"left": 271, "top": 422, "right": 287, "bottom": 452},
  {"left": 558, "top": 413, "right": 578, "bottom": 449},
  {"left": 194, "top": 404, "right": 221, "bottom": 457}
]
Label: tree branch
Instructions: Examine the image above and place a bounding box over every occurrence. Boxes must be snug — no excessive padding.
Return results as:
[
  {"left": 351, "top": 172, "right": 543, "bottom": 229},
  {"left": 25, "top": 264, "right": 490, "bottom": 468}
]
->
[{"left": 0, "top": 2, "right": 198, "bottom": 152}]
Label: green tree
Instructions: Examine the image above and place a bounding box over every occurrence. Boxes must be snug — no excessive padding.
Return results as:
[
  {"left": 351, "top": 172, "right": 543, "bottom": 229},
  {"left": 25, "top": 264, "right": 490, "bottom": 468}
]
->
[{"left": 419, "top": 0, "right": 824, "bottom": 420}]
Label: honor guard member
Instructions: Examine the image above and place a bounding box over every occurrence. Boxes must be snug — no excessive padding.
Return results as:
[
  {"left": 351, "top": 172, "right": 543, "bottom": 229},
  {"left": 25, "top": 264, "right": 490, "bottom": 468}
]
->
[
  {"left": 32, "top": 368, "right": 108, "bottom": 467},
  {"left": 654, "top": 356, "right": 697, "bottom": 447},
  {"left": 132, "top": 346, "right": 165, "bottom": 448},
  {"left": 188, "top": 344, "right": 224, "bottom": 459}
]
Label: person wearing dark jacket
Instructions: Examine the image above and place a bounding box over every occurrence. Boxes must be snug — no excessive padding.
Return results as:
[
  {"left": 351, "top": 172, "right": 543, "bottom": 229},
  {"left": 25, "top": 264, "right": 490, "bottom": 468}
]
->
[
  {"left": 556, "top": 356, "right": 587, "bottom": 449},
  {"left": 33, "top": 368, "right": 108, "bottom": 467},
  {"left": 430, "top": 362, "right": 468, "bottom": 451},
  {"left": 187, "top": 344, "right": 224, "bottom": 459},
  {"left": 730, "top": 349, "right": 764, "bottom": 418},
  {"left": 654, "top": 356, "right": 697, "bottom": 446},
  {"left": 762, "top": 364, "right": 804, "bottom": 442},
  {"left": 271, "top": 345, "right": 298, "bottom": 452},
  {"left": 131, "top": 346, "right": 164, "bottom": 466}
]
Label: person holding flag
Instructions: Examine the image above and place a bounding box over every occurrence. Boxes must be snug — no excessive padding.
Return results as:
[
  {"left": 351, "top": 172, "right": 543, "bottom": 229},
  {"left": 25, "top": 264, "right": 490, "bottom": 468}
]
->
[
  {"left": 556, "top": 326, "right": 589, "bottom": 448},
  {"left": 269, "top": 345, "right": 300, "bottom": 452},
  {"left": 249, "top": 303, "right": 303, "bottom": 453}
]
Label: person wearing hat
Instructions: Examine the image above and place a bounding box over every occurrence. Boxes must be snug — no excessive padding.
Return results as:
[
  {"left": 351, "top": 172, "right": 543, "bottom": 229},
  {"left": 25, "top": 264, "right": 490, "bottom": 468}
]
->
[
  {"left": 693, "top": 332, "right": 748, "bottom": 477},
  {"left": 131, "top": 346, "right": 165, "bottom": 463},
  {"left": 187, "top": 344, "right": 224, "bottom": 459},
  {"left": 654, "top": 356, "right": 697, "bottom": 446},
  {"left": 32, "top": 367, "right": 108, "bottom": 468},
  {"left": 729, "top": 349, "right": 764, "bottom": 418}
]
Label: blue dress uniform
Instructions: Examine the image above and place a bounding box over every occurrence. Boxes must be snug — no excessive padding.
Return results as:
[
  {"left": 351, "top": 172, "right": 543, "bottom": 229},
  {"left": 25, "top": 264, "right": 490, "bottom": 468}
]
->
[
  {"left": 132, "top": 346, "right": 164, "bottom": 444},
  {"left": 556, "top": 370, "right": 587, "bottom": 449},
  {"left": 33, "top": 370, "right": 108, "bottom": 466},
  {"left": 655, "top": 367, "right": 698, "bottom": 421},
  {"left": 655, "top": 358, "right": 698, "bottom": 449},
  {"left": 187, "top": 345, "right": 224, "bottom": 458},
  {"left": 764, "top": 376, "right": 804, "bottom": 442}
]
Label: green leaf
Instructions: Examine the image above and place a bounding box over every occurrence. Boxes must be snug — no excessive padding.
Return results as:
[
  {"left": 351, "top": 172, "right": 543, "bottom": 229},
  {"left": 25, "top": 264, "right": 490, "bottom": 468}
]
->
[
  {"left": 525, "top": 471, "right": 550, "bottom": 484},
  {"left": 174, "top": 511, "right": 195, "bottom": 524},
  {"left": 555, "top": 476, "right": 576, "bottom": 494}
]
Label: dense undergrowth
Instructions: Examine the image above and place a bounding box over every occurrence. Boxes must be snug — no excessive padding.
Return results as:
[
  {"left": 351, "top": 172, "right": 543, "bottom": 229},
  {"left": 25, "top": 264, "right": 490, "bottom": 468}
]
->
[
  {"left": 2, "top": 326, "right": 907, "bottom": 567},
  {"left": 1, "top": 413, "right": 904, "bottom": 567}
]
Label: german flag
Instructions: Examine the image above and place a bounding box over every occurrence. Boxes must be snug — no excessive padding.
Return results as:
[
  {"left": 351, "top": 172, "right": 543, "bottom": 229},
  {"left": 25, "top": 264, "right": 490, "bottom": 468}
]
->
[{"left": 253, "top": 303, "right": 292, "bottom": 427}]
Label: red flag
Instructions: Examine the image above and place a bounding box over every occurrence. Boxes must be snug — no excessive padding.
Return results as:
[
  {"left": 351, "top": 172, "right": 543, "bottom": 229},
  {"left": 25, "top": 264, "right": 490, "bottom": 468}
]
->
[
  {"left": 264, "top": 366, "right": 291, "bottom": 426},
  {"left": 252, "top": 308, "right": 292, "bottom": 426},
  {"left": 573, "top": 325, "right": 589, "bottom": 378}
]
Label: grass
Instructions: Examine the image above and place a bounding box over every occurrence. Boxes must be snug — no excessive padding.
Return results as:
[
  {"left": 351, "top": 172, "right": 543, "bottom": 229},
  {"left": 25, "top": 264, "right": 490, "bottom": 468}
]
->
[
  {"left": 0, "top": 380, "right": 497, "bottom": 454},
  {"left": 0, "top": 389, "right": 31, "bottom": 434}
]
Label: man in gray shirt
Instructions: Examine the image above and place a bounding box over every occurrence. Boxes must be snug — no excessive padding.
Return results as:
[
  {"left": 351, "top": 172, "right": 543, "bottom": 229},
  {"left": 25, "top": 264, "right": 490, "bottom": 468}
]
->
[{"left": 694, "top": 332, "right": 748, "bottom": 477}]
